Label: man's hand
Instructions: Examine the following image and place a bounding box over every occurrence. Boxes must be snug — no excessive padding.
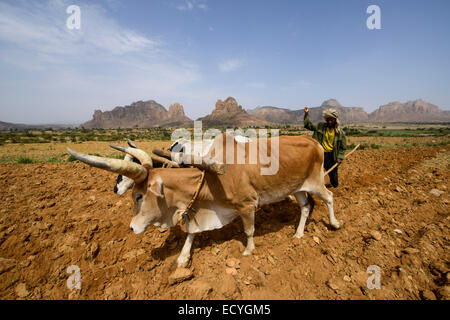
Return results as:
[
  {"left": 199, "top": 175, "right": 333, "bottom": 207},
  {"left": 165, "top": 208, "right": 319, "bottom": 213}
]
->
[{"left": 337, "top": 159, "right": 343, "bottom": 165}]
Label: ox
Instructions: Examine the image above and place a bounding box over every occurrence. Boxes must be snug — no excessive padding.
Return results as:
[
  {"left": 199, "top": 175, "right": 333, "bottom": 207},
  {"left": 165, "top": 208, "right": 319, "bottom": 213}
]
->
[{"left": 68, "top": 134, "right": 340, "bottom": 267}]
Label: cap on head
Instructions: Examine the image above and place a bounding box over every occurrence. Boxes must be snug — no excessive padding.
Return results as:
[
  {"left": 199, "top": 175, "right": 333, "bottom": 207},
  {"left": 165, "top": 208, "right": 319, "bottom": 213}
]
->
[{"left": 322, "top": 108, "right": 339, "bottom": 120}]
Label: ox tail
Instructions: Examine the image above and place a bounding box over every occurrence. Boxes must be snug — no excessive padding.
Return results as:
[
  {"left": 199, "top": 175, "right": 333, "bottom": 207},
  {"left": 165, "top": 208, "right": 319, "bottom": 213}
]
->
[{"left": 307, "top": 192, "right": 315, "bottom": 216}]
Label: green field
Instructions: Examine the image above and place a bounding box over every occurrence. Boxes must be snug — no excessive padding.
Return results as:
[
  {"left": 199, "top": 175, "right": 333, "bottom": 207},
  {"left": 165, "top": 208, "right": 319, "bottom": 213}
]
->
[
  {"left": 1, "top": 123, "right": 449, "bottom": 145},
  {"left": 0, "top": 124, "right": 449, "bottom": 164}
]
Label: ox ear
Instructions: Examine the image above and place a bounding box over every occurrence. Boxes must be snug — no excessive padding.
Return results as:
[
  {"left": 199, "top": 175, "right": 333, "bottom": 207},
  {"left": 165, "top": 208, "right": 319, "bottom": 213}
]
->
[{"left": 149, "top": 177, "right": 164, "bottom": 198}]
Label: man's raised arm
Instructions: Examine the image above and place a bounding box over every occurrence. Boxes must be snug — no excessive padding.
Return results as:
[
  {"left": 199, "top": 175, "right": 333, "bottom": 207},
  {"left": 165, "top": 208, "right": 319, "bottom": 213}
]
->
[{"left": 303, "top": 107, "right": 317, "bottom": 131}]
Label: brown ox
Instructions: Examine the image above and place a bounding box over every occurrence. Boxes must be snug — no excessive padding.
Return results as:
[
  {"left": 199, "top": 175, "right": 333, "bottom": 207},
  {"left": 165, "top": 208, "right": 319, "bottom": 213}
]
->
[{"left": 68, "top": 134, "right": 340, "bottom": 267}]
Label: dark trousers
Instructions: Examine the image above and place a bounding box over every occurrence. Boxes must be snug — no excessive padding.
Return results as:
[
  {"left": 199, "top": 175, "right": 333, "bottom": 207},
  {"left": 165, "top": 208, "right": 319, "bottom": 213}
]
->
[{"left": 324, "top": 152, "right": 338, "bottom": 188}]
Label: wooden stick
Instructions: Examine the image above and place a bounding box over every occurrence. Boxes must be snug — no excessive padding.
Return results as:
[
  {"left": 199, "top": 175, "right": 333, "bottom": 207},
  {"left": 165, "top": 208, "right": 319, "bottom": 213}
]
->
[{"left": 324, "top": 144, "right": 360, "bottom": 176}]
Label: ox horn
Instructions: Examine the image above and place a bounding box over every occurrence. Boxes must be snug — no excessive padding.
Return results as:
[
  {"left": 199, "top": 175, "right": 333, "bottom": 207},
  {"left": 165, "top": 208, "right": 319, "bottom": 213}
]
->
[
  {"left": 127, "top": 139, "right": 137, "bottom": 148},
  {"left": 149, "top": 153, "right": 181, "bottom": 168},
  {"left": 153, "top": 148, "right": 226, "bottom": 175},
  {"left": 67, "top": 148, "right": 148, "bottom": 183},
  {"left": 109, "top": 145, "right": 153, "bottom": 168},
  {"left": 111, "top": 144, "right": 180, "bottom": 168}
]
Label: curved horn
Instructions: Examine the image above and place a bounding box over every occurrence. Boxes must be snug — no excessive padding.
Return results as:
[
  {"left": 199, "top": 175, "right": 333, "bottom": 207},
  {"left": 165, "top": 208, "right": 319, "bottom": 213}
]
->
[
  {"left": 110, "top": 145, "right": 153, "bottom": 168},
  {"left": 153, "top": 148, "right": 173, "bottom": 159},
  {"left": 127, "top": 139, "right": 137, "bottom": 148},
  {"left": 153, "top": 148, "right": 226, "bottom": 174},
  {"left": 153, "top": 148, "right": 184, "bottom": 165},
  {"left": 149, "top": 153, "right": 180, "bottom": 168},
  {"left": 67, "top": 148, "right": 148, "bottom": 183}
]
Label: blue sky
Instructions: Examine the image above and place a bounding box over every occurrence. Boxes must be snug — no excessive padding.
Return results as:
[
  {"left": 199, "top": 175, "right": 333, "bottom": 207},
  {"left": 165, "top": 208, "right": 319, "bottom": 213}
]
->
[{"left": 0, "top": 0, "right": 449, "bottom": 124}]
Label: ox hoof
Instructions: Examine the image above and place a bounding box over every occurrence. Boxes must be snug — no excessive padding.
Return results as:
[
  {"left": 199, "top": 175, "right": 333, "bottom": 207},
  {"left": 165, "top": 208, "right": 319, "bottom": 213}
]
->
[
  {"left": 293, "top": 233, "right": 304, "bottom": 239},
  {"left": 176, "top": 258, "right": 190, "bottom": 268},
  {"left": 242, "top": 249, "right": 253, "bottom": 256},
  {"left": 330, "top": 220, "right": 341, "bottom": 230}
]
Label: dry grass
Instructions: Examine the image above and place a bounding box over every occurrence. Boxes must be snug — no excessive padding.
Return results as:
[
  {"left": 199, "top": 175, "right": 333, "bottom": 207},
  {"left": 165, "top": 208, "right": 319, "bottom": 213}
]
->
[{"left": 0, "top": 140, "right": 173, "bottom": 163}]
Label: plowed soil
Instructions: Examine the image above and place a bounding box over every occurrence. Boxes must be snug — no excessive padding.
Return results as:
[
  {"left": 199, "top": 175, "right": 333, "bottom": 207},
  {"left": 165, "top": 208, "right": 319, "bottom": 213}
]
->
[{"left": 0, "top": 144, "right": 449, "bottom": 300}]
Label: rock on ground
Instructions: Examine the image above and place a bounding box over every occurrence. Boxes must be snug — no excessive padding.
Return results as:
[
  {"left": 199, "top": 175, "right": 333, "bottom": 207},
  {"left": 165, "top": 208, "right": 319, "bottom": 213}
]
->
[
  {"left": 15, "top": 283, "right": 29, "bottom": 298},
  {"left": 169, "top": 268, "right": 194, "bottom": 285},
  {"left": 188, "top": 280, "right": 213, "bottom": 300},
  {"left": 370, "top": 230, "right": 382, "bottom": 241},
  {"left": 429, "top": 189, "right": 444, "bottom": 197}
]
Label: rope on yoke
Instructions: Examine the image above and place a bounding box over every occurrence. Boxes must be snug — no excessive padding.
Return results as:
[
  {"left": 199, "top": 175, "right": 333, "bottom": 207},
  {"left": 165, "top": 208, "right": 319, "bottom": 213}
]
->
[{"left": 179, "top": 170, "right": 206, "bottom": 226}]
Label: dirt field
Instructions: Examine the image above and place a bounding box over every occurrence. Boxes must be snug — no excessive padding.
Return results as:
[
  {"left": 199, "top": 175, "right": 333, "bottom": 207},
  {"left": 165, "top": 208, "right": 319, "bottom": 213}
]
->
[{"left": 0, "top": 140, "right": 449, "bottom": 300}]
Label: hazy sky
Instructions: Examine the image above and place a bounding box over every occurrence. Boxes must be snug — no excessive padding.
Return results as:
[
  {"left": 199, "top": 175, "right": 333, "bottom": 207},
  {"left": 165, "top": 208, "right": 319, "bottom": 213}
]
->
[{"left": 0, "top": 0, "right": 449, "bottom": 124}]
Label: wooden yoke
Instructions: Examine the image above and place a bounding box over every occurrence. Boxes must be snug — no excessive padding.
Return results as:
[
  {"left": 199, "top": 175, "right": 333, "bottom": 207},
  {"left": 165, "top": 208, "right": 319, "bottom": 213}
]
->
[{"left": 153, "top": 148, "right": 226, "bottom": 175}]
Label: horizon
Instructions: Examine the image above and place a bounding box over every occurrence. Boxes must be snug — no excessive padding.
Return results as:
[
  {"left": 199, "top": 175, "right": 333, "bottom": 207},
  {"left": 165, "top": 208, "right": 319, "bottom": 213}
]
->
[
  {"left": 2, "top": 97, "right": 443, "bottom": 126},
  {"left": 1, "top": 0, "right": 449, "bottom": 124}
]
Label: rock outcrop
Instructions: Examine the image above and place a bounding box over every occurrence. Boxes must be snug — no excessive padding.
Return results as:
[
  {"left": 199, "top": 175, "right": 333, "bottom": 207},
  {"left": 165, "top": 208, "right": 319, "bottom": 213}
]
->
[
  {"left": 311, "top": 99, "right": 369, "bottom": 123},
  {"left": 248, "top": 98, "right": 450, "bottom": 124},
  {"left": 368, "top": 99, "right": 450, "bottom": 122},
  {"left": 247, "top": 99, "right": 369, "bottom": 124},
  {"left": 247, "top": 106, "right": 303, "bottom": 124},
  {"left": 81, "top": 100, "right": 192, "bottom": 128},
  {"left": 198, "top": 97, "right": 271, "bottom": 127}
]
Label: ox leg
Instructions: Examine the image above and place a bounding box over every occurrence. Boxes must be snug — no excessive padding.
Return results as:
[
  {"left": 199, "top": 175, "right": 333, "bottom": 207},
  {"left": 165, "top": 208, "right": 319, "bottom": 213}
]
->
[
  {"left": 176, "top": 233, "right": 195, "bottom": 268},
  {"left": 293, "top": 191, "right": 311, "bottom": 238},
  {"left": 240, "top": 212, "right": 255, "bottom": 256},
  {"left": 314, "top": 187, "right": 340, "bottom": 229}
]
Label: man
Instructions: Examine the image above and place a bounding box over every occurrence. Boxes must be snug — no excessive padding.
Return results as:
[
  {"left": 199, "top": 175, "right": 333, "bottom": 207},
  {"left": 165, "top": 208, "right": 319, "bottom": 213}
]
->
[{"left": 303, "top": 107, "right": 346, "bottom": 188}]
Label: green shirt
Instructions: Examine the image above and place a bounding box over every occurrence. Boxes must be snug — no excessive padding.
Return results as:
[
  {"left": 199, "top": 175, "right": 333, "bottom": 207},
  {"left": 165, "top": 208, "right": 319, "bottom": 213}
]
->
[{"left": 304, "top": 114, "right": 347, "bottom": 161}]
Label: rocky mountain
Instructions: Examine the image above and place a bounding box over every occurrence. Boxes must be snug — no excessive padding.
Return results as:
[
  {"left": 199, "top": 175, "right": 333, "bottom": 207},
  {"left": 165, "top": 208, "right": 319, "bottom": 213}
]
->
[
  {"left": 247, "top": 99, "right": 369, "bottom": 124},
  {"left": 5, "top": 98, "right": 448, "bottom": 131},
  {"left": 164, "top": 103, "right": 194, "bottom": 127},
  {"left": 81, "top": 100, "right": 193, "bottom": 129},
  {"left": 248, "top": 98, "right": 450, "bottom": 124},
  {"left": 368, "top": 99, "right": 450, "bottom": 122},
  {"left": 197, "top": 97, "right": 272, "bottom": 127},
  {"left": 247, "top": 106, "right": 304, "bottom": 124},
  {"left": 310, "top": 99, "right": 369, "bottom": 123}
]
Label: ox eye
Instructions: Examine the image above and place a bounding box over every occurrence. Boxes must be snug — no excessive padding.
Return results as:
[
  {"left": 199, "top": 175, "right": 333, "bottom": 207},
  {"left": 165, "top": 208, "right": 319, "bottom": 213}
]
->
[{"left": 135, "top": 194, "right": 143, "bottom": 202}]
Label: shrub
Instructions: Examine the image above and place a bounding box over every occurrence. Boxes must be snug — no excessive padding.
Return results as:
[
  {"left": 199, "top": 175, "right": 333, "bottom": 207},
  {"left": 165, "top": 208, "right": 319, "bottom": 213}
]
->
[
  {"left": 370, "top": 143, "right": 381, "bottom": 149},
  {"left": 17, "top": 157, "right": 33, "bottom": 164}
]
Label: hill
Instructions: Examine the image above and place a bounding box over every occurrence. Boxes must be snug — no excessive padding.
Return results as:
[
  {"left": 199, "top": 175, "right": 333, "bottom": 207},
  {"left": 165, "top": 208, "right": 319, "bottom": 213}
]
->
[
  {"left": 81, "top": 100, "right": 193, "bottom": 129},
  {"left": 368, "top": 99, "right": 450, "bottom": 122},
  {"left": 0, "top": 121, "right": 75, "bottom": 131},
  {"left": 248, "top": 98, "right": 450, "bottom": 124},
  {"left": 197, "top": 97, "right": 272, "bottom": 127},
  {"left": 247, "top": 99, "right": 369, "bottom": 124}
]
